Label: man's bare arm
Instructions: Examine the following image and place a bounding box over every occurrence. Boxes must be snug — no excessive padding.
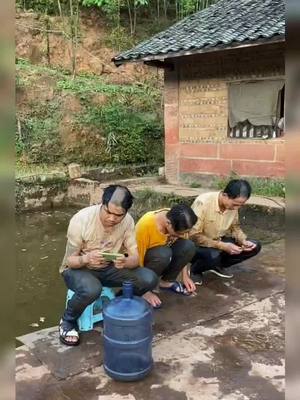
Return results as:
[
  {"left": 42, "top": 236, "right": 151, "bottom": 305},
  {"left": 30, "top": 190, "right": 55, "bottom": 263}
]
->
[
  {"left": 63, "top": 242, "right": 87, "bottom": 269},
  {"left": 66, "top": 245, "right": 112, "bottom": 269}
]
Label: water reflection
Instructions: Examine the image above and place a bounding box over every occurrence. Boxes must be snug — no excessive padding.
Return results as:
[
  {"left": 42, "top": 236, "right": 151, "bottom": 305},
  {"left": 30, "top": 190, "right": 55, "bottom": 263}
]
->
[{"left": 16, "top": 207, "right": 78, "bottom": 338}]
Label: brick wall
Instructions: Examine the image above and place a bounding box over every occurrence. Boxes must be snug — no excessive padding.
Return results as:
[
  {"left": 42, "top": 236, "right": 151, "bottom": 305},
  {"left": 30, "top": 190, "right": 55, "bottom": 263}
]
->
[
  {"left": 164, "top": 67, "right": 180, "bottom": 182},
  {"left": 180, "top": 141, "right": 285, "bottom": 178},
  {"left": 164, "top": 42, "right": 285, "bottom": 183}
]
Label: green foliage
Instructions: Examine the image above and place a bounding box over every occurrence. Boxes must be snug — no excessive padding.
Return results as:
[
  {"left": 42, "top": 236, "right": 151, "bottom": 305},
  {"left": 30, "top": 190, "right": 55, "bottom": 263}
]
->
[
  {"left": 57, "top": 75, "right": 145, "bottom": 96},
  {"left": 81, "top": 0, "right": 106, "bottom": 6},
  {"left": 16, "top": 101, "right": 63, "bottom": 164},
  {"left": 17, "top": 0, "right": 219, "bottom": 37},
  {"left": 16, "top": 58, "right": 69, "bottom": 80},
  {"left": 104, "top": 106, "right": 162, "bottom": 164},
  {"left": 215, "top": 173, "right": 285, "bottom": 198},
  {"left": 15, "top": 161, "right": 65, "bottom": 179},
  {"left": 132, "top": 189, "right": 193, "bottom": 220},
  {"left": 77, "top": 102, "right": 163, "bottom": 164},
  {"left": 82, "top": 0, "right": 121, "bottom": 24},
  {"left": 16, "top": 60, "right": 164, "bottom": 167},
  {"left": 177, "top": 0, "right": 217, "bottom": 18},
  {"left": 189, "top": 181, "right": 202, "bottom": 188},
  {"left": 57, "top": 73, "right": 162, "bottom": 111},
  {"left": 16, "top": 0, "right": 68, "bottom": 14},
  {"left": 104, "top": 26, "right": 136, "bottom": 51}
]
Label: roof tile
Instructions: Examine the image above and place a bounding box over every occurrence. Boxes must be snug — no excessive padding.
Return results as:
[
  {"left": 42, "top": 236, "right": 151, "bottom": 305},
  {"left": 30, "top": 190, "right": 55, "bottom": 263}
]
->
[{"left": 113, "top": 0, "right": 285, "bottom": 64}]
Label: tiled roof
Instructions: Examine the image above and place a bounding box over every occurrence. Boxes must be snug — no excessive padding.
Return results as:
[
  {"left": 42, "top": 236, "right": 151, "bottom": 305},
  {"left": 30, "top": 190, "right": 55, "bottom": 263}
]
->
[{"left": 113, "top": 0, "right": 285, "bottom": 65}]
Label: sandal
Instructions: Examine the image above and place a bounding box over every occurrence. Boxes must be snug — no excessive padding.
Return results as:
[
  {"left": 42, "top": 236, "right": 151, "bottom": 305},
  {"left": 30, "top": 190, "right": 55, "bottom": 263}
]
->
[
  {"left": 159, "top": 281, "right": 191, "bottom": 296},
  {"left": 152, "top": 298, "right": 162, "bottom": 310},
  {"left": 59, "top": 319, "right": 80, "bottom": 346}
]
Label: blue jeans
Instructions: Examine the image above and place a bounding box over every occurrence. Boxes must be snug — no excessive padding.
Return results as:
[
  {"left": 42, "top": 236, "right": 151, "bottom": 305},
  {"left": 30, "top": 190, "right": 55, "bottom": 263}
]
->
[
  {"left": 144, "top": 238, "right": 196, "bottom": 281},
  {"left": 191, "top": 237, "right": 262, "bottom": 274},
  {"left": 62, "top": 265, "right": 158, "bottom": 325}
]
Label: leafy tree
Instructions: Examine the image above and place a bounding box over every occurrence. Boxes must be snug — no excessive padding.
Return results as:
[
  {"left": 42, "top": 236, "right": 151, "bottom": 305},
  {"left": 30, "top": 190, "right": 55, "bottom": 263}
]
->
[
  {"left": 17, "top": 0, "right": 219, "bottom": 32},
  {"left": 16, "top": 0, "right": 68, "bottom": 14},
  {"left": 82, "top": 0, "right": 121, "bottom": 25},
  {"left": 80, "top": 0, "right": 217, "bottom": 33}
]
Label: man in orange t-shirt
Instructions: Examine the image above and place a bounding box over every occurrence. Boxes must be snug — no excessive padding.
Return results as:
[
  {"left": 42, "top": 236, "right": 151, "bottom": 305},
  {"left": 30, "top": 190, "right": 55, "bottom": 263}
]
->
[{"left": 136, "top": 204, "right": 197, "bottom": 307}]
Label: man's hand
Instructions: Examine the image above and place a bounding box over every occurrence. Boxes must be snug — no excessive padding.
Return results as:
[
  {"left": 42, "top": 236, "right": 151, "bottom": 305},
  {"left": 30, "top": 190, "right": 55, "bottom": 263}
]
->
[
  {"left": 241, "top": 240, "right": 256, "bottom": 252},
  {"left": 222, "top": 242, "right": 243, "bottom": 255},
  {"left": 86, "top": 250, "right": 110, "bottom": 269},
  {"left": 167, "top": 235, "right": 178, "bottom": 246},
  {"left": 183, "top": 275, "right": 196, "bottom": 293},
  {"left": 114, "top": 254, "right": 126, "bottom": 269}
]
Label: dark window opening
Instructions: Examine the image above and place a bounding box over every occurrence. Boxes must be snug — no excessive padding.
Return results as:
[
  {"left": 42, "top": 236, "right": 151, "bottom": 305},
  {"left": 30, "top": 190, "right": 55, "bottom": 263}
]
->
[{"left": 228, "top": 81, "right": 285, "bottom": 139}]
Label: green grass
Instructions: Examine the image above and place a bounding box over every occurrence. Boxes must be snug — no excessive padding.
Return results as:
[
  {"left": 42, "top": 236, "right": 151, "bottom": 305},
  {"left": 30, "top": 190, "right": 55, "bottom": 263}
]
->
[
  {"left": 189, "top": 182, "right": 202, "bottom": 188},
  {"left": 16, "top": 58, "right": 68, "bottom": 85},
  {"left": 214, "top": 174, "right": 285, "bottom": 198},
  {"left": 15, "top": 162, "right": 67, "bottom": 179},
  {"left": 131, "top": 189, "right": 194, "bottom": 220},
  {"left": 17, "top": 58, "right": 161, "bottom": 105},
  {"left": 16, "top": 58, "right": 164, "bottom": 167}
]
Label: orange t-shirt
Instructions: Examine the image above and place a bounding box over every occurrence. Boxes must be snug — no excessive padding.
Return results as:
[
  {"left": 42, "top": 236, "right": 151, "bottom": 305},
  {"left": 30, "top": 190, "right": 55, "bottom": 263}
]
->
[{"left": 135, "top": 209, "right": 169, "bottom": 266}]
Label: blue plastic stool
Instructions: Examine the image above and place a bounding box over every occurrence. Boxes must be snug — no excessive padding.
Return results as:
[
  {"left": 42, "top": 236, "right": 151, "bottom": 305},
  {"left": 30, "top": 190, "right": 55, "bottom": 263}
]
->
[{"left": 66, "top": 287, "right": 115, "bottom": 332}]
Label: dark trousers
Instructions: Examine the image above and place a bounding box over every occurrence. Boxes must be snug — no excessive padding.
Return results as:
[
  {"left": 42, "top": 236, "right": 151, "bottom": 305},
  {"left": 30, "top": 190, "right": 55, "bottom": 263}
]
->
[
  {"left": 191, "top": 237, "right": 262, "bottom": 274},
  {"left": 62, "top": 265, "right": 158, "bottom": 325},
  {"left": 144, "top": 238, "right": 196, "bottom": 281}
]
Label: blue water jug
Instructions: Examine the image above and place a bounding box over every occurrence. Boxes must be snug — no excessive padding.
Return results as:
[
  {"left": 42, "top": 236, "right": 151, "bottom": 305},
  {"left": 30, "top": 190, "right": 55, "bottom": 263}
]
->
[{"left": 103, "top": 281, "right": 153, "bottom": 381}]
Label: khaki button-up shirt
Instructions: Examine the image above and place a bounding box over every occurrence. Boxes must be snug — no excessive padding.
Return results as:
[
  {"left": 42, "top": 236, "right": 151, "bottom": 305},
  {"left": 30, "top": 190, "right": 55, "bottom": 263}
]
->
[{"left": 189, "top": 191, "right": 247, "bottom": 249}]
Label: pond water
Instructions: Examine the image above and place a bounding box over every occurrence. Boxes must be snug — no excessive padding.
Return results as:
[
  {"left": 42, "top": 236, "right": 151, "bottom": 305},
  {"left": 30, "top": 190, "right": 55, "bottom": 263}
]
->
[
  {"left": 16, "top": 203, "right": 283, "bottom": 340},
  {"left": 16, "top": 208, "right": 78, "bottom": 339}
]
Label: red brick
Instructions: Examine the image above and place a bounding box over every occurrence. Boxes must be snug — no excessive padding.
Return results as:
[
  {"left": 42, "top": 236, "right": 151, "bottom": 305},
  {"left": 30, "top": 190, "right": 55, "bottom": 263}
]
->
[
  {"left": 220, "top": 143, "right": 275, "bottom": 161},
  {"left": 286, "top": 159, "right": 300, "bottom": 173},
  {"left": 180, "top": 143, "right": 219, "bottom": 158},
  {"left": 232, "top": 160, "right": 285, "bottom": 178},
  {"left": 164, "top": 85, "right": 179, "bottom": 105},
  {"left": 180, "top": 158, "right": 231, "bottom": 175},
  {"left": 165, "top": 144, "right": 180, "bottom": 183},
  {"left": 286, "top": 137, "right": 300, "bottom": 172},
  {"left": 165, "top": 105, "right": 179, "bottom": 145},
  {"left": 275, "top": 143, "right": 285, "bottom": 162},
  {"left": 164, "top": 69, "right": 179, "bottom": 105},
  {"left": 165, "top": 143, "right": 180, "bottom": 157}
]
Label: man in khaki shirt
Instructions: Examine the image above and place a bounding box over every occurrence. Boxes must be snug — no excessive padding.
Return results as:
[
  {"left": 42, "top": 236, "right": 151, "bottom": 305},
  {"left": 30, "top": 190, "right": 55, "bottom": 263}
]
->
[
  {"left": 189, "top": 179, "right": 261, "bottom": 284},
  {"left": 59, "top": 185, "right": 158, "bottom": 346}
]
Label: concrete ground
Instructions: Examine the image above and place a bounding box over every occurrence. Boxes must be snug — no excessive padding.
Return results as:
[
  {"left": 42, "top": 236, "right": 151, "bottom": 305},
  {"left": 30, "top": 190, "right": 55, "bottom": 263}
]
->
[
  {"left": 68, "top": 176, "right": 285, "bottom": 212},
  {"left": 16, "top": 239, "right": 284, "bottom": 400},
  {"left": 130, "top": 182, "right": 285, "bottom": 210}
]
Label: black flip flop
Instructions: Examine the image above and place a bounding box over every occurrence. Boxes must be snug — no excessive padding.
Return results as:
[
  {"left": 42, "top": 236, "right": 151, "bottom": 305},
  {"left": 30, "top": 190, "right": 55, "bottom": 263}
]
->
[{"left": 59, "top": 320, "right": 80, "bottom": 346}]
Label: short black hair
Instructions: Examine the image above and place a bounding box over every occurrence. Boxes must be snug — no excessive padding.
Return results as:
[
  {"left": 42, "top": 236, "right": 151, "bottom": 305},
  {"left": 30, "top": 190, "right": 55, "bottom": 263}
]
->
[
  {"left": 166, "top": 204, "right": 197, "bottom": 232},
  {"left": 223, "top": 179, "right": 252, "bottom": 199},
  {"left": 102, "top": 185, "right": 134, "bottom": 212}
]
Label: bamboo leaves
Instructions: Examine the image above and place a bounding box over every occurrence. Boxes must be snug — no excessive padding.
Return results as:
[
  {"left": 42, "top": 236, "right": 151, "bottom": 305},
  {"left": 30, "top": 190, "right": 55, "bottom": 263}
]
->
[{"left": 79, "top": 0, "right": 218, "bottom": 35}]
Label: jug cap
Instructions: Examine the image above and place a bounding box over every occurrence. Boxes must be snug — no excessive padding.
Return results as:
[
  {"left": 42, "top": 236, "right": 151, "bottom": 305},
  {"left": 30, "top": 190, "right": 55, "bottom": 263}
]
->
[{"left": 122, "top": 281, "right": 133, "bottom": 299}]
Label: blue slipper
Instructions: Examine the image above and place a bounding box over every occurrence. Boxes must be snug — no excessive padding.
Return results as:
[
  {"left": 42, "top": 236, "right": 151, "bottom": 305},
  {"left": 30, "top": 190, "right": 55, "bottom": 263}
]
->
[{"left": 159, "top": 281, "right": 191, "bottom": 296}]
